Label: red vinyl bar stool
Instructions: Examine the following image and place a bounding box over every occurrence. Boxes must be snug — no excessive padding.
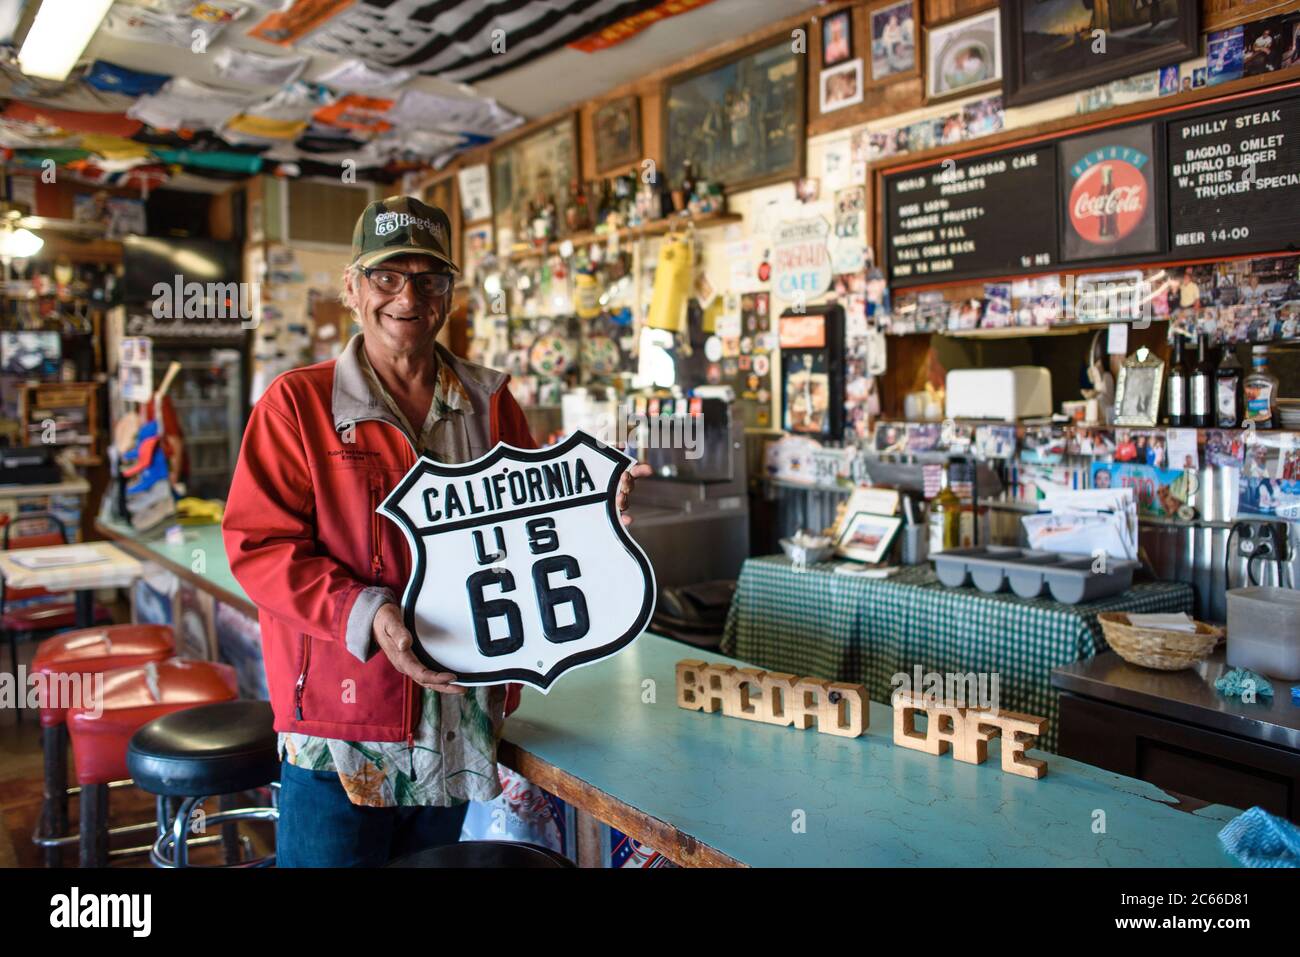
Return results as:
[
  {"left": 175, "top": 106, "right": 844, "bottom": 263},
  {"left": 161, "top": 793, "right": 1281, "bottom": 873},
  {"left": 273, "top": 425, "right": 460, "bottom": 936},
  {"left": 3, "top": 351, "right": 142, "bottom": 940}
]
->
[
  {"left": 29, "top": 624, "right": 174, "bottom": 866},
  {"left": 127, "top": 700, "right": 280, "bottom": 868},
  {"left": 66, "top": 658, "right": 240, "bottom": 867}
]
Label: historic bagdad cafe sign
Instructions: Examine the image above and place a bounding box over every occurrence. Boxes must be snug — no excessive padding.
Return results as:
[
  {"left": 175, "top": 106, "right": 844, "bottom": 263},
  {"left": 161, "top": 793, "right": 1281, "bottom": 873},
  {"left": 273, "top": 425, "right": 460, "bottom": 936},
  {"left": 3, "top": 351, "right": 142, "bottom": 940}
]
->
[
  {"left": 379, "top": 431, "right": 656, "bottom": 691},
  {"left": 881, "top": 82, "right": 1300, "bottom": 287}
]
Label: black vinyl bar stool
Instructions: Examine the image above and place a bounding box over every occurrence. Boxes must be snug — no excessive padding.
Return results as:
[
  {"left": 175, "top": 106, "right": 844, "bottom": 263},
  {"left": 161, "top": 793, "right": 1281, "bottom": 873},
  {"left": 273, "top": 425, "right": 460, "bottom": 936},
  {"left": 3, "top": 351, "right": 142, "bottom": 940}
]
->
[
  {"left": 126, "top": 700, "right": 280, "bottom": 867},
  {"left": 387, "top": 841, "right": 576, "bottom": 868}
]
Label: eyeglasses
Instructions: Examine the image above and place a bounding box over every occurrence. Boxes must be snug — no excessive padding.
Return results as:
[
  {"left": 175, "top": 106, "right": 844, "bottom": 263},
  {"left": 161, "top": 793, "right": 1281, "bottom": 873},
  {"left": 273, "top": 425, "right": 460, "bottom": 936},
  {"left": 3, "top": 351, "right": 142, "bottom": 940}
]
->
[{"left": 362, "top": 267, "right": 454, "bottom": 298}]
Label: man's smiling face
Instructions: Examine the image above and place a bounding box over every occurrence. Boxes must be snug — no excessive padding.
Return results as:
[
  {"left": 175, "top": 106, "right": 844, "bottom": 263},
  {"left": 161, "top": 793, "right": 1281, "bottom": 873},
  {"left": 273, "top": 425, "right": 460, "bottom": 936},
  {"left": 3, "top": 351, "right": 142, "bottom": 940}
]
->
[{"left": 346, "top": 253, "right": 451, "bottom": 358}]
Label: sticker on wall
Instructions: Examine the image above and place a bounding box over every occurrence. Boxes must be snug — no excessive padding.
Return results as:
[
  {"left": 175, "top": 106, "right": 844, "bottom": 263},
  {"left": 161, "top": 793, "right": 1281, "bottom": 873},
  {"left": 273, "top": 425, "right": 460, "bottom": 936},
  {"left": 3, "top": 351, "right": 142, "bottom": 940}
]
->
[
  {"left": 771, "top": 216, "right": 833, "bottom": 301},
  {"left": 378, "top": 432, "right": 656, "bottom": 691}
]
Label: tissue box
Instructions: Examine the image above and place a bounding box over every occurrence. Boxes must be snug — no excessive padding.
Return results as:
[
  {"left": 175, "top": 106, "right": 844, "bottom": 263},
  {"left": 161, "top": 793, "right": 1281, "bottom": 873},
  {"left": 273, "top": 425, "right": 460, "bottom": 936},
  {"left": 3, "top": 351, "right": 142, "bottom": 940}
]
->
[
  {"left": 1227, "top": 587, "right": 1300, "bottom": 680},
  {"left": 946, "top": 367, "right": 1052, "bottom": 422}
]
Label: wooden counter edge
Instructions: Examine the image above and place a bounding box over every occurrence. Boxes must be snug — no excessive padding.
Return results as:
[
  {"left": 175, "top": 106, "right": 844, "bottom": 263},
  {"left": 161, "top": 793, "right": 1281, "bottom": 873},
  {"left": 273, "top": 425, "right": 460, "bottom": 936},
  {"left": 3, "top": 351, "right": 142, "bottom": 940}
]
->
[
  {"left": 95, "top": 519, "right": 260, "bottom": 620},
  {"left": 497, "top": 739, "right": 746, "bottom": 869}
]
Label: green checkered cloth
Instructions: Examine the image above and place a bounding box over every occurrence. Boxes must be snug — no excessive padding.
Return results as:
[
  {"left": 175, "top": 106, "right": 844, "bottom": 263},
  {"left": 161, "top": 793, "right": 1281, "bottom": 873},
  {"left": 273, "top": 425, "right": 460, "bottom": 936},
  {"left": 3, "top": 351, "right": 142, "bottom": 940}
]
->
[{"left": 720, "top": 555, "right": 1193, "bottom": 752}]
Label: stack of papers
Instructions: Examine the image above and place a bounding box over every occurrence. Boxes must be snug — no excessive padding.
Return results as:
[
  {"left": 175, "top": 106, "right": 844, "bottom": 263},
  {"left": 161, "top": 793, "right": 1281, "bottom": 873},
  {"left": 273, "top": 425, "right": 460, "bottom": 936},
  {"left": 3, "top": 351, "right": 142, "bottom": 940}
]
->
[
  {"left": 1126, "top": 612, "right": 1199, "bottom": 632},
  {"left": 1021, "top": 487, "right": 1138, "bottom": 561},
  {"left": 9, "top": 547, "right": 109, "bottom": 570}
]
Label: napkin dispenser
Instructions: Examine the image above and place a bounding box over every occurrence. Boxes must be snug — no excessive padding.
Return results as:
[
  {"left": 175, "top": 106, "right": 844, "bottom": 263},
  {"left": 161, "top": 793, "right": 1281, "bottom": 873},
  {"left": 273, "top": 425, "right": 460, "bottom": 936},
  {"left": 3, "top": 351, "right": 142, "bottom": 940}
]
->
[{"left": 946, "top": 367, "right": 1052, "bottom": 422}]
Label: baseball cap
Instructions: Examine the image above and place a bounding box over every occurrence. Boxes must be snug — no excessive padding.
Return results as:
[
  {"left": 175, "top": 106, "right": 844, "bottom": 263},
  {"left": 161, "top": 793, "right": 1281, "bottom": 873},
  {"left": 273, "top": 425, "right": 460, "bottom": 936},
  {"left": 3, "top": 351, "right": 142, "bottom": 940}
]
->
[{"left": 351, "top": 195, "right": 459, "bottom": 273}]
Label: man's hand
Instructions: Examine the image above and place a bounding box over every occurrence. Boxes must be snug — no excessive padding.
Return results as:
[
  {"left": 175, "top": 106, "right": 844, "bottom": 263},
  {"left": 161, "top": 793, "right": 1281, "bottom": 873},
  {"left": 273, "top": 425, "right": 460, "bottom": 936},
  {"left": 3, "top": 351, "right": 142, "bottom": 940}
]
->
[
  {"left": 372, "top": 603, "right": 465, "bottom": 694},
  {"left": 616, "top": 462, "right": 653, "bottom": 527}
]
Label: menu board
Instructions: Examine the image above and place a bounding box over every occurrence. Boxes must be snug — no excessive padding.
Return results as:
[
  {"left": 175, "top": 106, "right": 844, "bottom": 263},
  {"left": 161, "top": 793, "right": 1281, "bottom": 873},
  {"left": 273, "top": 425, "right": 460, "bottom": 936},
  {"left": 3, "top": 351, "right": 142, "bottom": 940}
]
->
[
  {"left": 884, "top": 145, "right": 1058, "bottom": 287},
  {"left": 1167, "top": 94, "right": 1300, "bottom": 258}
]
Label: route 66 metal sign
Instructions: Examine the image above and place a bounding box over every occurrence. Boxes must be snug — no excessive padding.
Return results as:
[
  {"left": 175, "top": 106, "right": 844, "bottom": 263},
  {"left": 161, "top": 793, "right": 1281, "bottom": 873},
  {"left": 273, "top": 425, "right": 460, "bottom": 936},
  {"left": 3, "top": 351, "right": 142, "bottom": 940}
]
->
[{"left": 378, "top": 431, "right": 656, "bottom": 692}]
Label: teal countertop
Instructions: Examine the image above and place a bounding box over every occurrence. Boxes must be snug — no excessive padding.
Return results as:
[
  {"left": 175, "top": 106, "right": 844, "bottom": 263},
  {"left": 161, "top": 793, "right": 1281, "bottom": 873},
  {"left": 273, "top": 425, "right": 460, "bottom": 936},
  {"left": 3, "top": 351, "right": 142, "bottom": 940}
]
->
[
  {"left": 96, "top": 518, "right": 254, "bottom": 615},
  {"left": 97, "top": 518, "right": 1238, "bottom": 867},
  {"left": 508, "top": 634, "right": 1238, "bottom": 867}
]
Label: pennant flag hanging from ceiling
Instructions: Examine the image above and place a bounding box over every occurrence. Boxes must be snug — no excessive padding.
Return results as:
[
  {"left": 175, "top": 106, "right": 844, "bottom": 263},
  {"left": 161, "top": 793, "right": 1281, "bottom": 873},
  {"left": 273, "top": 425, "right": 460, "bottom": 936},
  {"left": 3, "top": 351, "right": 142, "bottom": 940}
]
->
[{"left": 259, "top": 0, "right": 676, "bottom": 83}]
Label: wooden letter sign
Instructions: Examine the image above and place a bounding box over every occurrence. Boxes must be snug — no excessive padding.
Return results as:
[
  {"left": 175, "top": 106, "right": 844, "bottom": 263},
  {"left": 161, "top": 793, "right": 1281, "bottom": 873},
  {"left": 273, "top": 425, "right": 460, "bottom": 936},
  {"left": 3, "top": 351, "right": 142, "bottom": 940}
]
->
[
  {"left": 676, "top": 660, "right": 868, "bottom": 737},
  {"left": 892, "top": 690, "right": 1048, "bottom": 779}
]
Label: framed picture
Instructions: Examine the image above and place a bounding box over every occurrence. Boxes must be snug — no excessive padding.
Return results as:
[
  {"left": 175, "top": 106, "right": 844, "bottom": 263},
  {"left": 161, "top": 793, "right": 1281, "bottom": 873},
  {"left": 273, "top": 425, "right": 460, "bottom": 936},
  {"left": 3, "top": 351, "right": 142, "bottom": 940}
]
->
[
  {"left": 1114, "top": 349, "right": 1165, "bottom": 427},
  {"left": 592, "top": 95, "right": 641, "bottom": 174},
  {"left": 462, "top": 223, "right": 493, "bottom": 285},
  {"left": 925, "top": 8, "right": 1002, "bottom": 103},
  {"left": 422, "top": 172, "right": 461, "bottom": 268},
  {"left": 833, "top": 486, "right": 901, "bottom": 539},
  {"left": 663, "top": 38, "right": 805, "bottom": 194},
  {"left": 820, "top": 59, "right": 864, "bottom": 113},
  {"left": 490, "top": 115, "right": 579, "bottom": 249},
  {"left": 782, "top": 351, "right": 831, "bottom": 434},
  {"left": 822, "top": 9, "right": 853, "bottom": 67},
  {"left": 1002, "top": 0, "right": 1199, "bottom": 107},
  {"left": 1057, "top": 121, "right": 1162, "bottom": 264},
  {"left": 868, "top": 0, "right": 918, "bottom": 83},
  {"left": 836, "top": 510, "right": 903, "bottom": 563}
]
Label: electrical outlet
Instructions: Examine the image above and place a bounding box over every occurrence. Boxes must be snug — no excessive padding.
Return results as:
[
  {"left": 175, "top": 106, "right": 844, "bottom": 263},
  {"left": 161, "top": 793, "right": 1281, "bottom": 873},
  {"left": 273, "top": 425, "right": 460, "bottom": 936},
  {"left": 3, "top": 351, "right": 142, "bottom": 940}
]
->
[{"left": 1235, "top": 521, "right": 1291, "bottom": 561}]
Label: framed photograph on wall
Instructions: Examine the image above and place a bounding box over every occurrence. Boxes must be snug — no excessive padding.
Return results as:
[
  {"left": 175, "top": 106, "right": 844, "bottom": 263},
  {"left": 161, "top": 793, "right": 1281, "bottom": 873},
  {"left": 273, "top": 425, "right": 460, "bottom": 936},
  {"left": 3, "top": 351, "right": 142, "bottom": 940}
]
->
[
  {"left": 592, "top": 95, "right": 641, "bottom": 174},
  {"left": 663, "top": 38, "right": 805, "bottom": 194},
  {"left": 1057, "top": 120, "right": 1163, "bottom": 264},
  {"left": 1114, "top": 349, "right": 1165, "bottom": 427},
  {"left": 822, "top": 8, "right": 853, "bottom": 67},
  {"left": 868, "top": 0, "right": 919, "bottom": 84},
  {"left": 925, "top": 7, "right": 1002, "bottom": 103},
  {"left": 490, "top": 115, "right": 579, "bottom": 249},
  {"left": 1002, "top": 0, "right": 1199, "bottom": 107},
  {"left": 820, "top": 59, "right": 864, "bottom": 113}
]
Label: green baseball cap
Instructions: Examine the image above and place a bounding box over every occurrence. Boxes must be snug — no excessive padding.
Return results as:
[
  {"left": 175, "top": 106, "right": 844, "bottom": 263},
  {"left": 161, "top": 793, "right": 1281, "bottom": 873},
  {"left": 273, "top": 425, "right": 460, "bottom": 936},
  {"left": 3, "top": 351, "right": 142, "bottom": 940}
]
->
[{"left": 351, "top": 195, "right": 459, "bottom": 273}]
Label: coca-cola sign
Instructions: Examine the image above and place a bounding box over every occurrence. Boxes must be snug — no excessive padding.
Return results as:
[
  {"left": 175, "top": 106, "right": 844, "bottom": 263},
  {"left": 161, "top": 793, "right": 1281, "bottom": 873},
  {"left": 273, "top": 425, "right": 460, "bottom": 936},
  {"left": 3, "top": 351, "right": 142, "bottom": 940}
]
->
[
  {"left": 1059, "top": 124, "right": 1161, "bottom": 263},
  {"left": 1068, "top": 146, "right": 1149, "bottom": 244}
]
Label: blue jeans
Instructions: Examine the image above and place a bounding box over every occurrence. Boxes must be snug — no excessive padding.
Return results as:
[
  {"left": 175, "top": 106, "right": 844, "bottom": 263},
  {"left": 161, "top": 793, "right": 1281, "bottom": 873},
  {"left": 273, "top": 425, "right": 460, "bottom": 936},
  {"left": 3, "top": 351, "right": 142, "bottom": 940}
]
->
[{"left": 277, "top": 760, "right": 470, "bottom": 867}]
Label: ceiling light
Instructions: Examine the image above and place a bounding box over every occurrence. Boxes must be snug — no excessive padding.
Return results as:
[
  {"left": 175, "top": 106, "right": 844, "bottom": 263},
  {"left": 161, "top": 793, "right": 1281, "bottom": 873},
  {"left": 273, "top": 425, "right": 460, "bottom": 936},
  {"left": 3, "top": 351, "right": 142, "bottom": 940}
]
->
[
  {"left": 0, "top": 228, "right": 45, "bottom": 259},
  {"left": 18, "top": 0, "right": 114, "bottom": 81}
]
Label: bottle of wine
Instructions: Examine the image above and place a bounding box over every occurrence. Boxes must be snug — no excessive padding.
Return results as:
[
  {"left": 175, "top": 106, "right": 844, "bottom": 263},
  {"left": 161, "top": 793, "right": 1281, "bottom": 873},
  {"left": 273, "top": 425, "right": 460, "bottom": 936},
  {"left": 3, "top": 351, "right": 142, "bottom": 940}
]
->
[
  {"left": 1189, "top": 333, "right": 1215, "bottom": 428},
  {"left": 1244, "top": 346, "right": 1280, "bottom": 429},
  {"left": 1214, "top": 342, "right": 1244, "bottom": 428},
  {"left": 1166, "top": 335, "right": 1188, "bottom": 426},
  {"left": 927, "top": 467, "right": 961, "bottom": 555}
]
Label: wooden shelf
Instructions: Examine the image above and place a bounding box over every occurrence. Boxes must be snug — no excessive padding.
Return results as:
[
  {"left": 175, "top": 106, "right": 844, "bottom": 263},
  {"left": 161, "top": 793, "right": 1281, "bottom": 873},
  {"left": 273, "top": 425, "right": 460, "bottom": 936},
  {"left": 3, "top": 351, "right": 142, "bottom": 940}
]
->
[
  {"left": 891, "top": 318, "right": 1171, "bottom": 340},
  {"left": 504, "top": 211, "right": 741, "bottom": 261}
]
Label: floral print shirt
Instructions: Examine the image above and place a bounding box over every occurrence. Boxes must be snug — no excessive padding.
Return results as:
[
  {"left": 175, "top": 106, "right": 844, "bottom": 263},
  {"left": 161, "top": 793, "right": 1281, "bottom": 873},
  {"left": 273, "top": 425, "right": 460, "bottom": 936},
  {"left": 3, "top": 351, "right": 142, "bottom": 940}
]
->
[{"left": 278, "top": 345, "right": 509, "bottom": 807}]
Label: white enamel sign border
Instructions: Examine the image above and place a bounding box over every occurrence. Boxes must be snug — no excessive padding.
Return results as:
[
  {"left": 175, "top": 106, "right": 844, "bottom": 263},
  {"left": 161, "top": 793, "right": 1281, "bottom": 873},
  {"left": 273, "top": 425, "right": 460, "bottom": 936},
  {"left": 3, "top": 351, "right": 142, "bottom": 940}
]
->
[{"left": 377, "top": 430, "right": 656, "bottom": 692}]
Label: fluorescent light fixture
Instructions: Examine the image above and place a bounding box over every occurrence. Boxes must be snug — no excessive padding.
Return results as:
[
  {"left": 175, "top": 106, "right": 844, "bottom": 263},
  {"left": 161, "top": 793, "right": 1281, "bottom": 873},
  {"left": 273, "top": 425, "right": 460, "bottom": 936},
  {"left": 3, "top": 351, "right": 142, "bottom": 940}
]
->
[
  {"left": 18, "top": 0, "right": 114, "bottom": 81},
  {"left": 0, "top": 228, "right": 45, "bottom": 259}
]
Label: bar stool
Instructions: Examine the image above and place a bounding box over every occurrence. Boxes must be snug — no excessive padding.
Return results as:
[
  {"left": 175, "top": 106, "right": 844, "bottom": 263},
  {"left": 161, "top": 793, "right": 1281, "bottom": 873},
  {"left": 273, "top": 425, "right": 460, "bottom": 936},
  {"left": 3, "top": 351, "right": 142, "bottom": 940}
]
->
[
  {"left": 387, "top": 842, "right": 576, "bottom": 868},
  {"left": 29, "top": 624, "right": 174, "bottom": 866},
  {"left": 127, "top": 700, "right": 280, "bottom": 868},
  {"left": 67, "top": 658, "right": 239, "bottom": 867}
]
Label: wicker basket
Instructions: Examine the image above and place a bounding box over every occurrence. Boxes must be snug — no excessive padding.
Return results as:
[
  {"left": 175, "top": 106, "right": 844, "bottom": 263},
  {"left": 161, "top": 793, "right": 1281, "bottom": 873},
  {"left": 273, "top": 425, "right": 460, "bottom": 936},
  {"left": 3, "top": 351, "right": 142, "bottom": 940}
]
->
[{"left": 1098, "top": 612, "right": 1224, "bottom": 671}]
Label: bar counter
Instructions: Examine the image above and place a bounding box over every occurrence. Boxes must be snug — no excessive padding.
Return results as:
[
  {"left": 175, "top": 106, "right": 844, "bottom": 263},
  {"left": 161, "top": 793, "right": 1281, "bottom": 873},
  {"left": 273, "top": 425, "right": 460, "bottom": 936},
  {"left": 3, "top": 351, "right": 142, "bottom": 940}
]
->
[{"left": 96, "top": 518, "right": 1237, "bottom": 867}]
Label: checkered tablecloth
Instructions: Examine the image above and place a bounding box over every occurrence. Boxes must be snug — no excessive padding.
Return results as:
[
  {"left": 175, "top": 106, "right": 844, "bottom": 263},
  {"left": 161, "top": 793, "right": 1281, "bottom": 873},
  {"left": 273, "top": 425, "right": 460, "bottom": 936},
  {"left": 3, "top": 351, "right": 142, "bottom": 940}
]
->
[{"left": 720, "top": 555, "right": 1194, "bottom": 751}]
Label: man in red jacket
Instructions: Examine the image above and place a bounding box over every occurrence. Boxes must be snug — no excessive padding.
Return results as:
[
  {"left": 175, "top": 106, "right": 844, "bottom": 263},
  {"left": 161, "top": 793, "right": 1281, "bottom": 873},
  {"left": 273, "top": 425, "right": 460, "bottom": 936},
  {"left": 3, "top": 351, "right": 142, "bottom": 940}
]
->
[{"left": 222, "top": 196, "right": 647, "bottom": 866}]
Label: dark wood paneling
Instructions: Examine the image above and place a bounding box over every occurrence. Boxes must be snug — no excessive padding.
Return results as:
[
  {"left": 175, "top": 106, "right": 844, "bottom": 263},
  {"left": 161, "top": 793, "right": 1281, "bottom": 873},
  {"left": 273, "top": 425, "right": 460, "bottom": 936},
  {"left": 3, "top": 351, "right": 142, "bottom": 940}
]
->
[{"left": 1059, "top": 691, "right": 1300, "bottom": 822}]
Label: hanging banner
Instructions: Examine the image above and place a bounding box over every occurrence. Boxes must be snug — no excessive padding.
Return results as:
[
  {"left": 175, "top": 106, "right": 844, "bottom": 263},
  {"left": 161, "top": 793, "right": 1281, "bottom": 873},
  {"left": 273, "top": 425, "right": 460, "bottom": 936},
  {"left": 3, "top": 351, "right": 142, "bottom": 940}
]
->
[
  {"left": 568, "top": 0, "right": 717, "bottom": 52},
  {"left": 378, "top": 432, "right": 656, "bottom": 692}
]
